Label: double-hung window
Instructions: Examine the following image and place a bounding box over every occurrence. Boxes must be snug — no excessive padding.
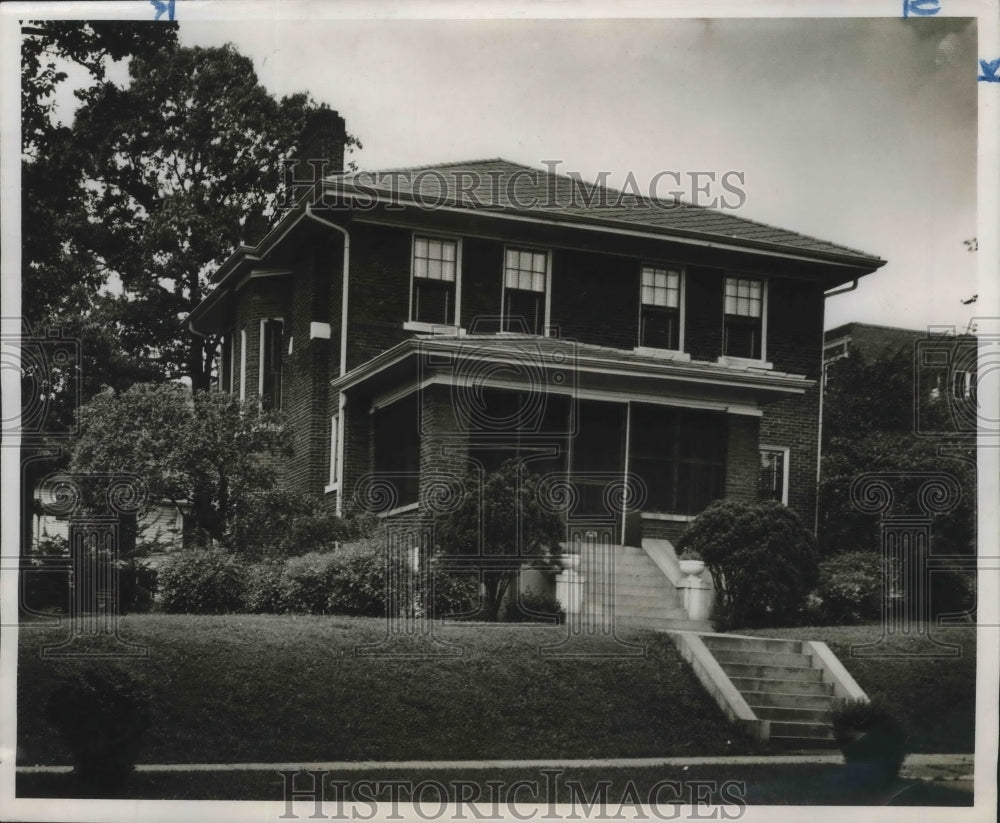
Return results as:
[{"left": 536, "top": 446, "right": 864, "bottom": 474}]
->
[
  {"left": 411, "top": 236, "right": 458, "bottom": 326},
  {"left": 723, "top": 276, "right": 765, "bottom": 360},
  {"left": 759, "top": 446, "right": 789, "bottom": 504},
  {"left": 640, "top": 265, "right": 682, "bottom": 350},
  {"left": 502, "top": 247, "right": 548, "bottom": 334},
  {"left": 260, "top": 318, "right": 284, "bottom": 411}
]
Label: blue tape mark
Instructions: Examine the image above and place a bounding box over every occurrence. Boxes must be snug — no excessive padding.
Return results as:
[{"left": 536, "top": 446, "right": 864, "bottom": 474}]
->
[
  {"left": 979, "top": 58, "right": 1000, "bottom": 82},
  {"left": 150, "top": 0, "right": 176, "bottom": 21},
  {"left": 903, "top": 0, "right": 941, "bottom": 17}
]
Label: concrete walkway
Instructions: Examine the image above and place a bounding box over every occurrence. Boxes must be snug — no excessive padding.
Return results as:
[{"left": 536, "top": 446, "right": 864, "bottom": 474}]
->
[{"left": 15, "top": 753, "right": 974, "bottom": 781}]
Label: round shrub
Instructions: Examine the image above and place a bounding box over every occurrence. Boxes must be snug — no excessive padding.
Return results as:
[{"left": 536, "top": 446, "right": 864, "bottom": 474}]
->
[
  {"left": 504, "top": 587, "right": 564, "bottom": 623},
  {"left": 425, "top": 557, "right": 481, "bottom": 619},
  {"left": 831, "top": 698, "right": 909, "bottom": 783},
  {"left": 677, "top": 499, "right": 819, "bottom": 630},
  {"left": 280, "top": 551, "right": 343, "bottom": 613},
  {"left": 814, "top": 551, "right": 884, "bottom": 625},
  {"left": 46, "top": 664, "right": 152, "bottom": 794},
  {"left": 155, "top": 548, "right": 247, "bottom": 614},
  {"left": 325, "top": 541, "right": 392, "bottom": 617},
  {"left": 243, "top": 559, "right": 288, "bottom": 613}
]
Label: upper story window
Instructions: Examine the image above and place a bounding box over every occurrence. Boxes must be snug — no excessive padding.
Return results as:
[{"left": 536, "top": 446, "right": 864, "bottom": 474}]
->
[
  {"left": 411, "top": 236, "right": 459, "bottom": 326},
  {"left": 502, "top": 247, "right": 548, "bottom": 335},
  {"left": 260, "top": 318, "right": 283, "bottom": 410},
  {"left": 639, "top": 265, "right": 682, "bottom": 350},
  {"left": 723, "top": 276, "right": 765, "bottom": 360}
]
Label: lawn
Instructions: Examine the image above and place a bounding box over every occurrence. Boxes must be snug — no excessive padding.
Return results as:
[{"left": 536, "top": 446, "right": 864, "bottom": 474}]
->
[
  {"left": 17, "top": 614, "right": 766, "bottom": 768},
  {"left": 737, "top": 625, "right": 977, "bottom": 753}
]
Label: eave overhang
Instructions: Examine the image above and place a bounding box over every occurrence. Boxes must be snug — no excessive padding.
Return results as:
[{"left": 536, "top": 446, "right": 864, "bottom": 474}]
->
[{"left": 331, "top": 336, "right": 815, "bottom": 412}]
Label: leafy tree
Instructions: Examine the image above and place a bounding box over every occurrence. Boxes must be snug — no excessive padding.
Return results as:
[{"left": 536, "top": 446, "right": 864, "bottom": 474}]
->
[
  {"left": 819, "top": 346, "right": 975, "bottom": 557},
  {"left": 435, "top": 459, "right": 565, "bottom": 621},
  {"left": 22, "top": 21, "right": 179, "bottom": 325},
  {"left": 69, "top": 43, "right": 360, "bottom": 389},
  {"left": 69, "top": 382, "right": 291, "bottom": 542},
  {"left": 677, "top": 499, "right": 819, "bottom": 629}
]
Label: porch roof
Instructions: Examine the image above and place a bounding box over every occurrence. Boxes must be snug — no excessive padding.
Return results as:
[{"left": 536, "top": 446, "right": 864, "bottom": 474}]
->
[{"left": 332, "top": 334, "right": 814, "bottom": 410}]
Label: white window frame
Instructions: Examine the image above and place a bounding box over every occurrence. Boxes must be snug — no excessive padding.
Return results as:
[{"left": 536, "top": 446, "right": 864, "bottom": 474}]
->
[
  {"left": 759, "top": 444, "right": 790, "bottom": 505},
  {"left": 239, "top": 329, "right": 247, "bottom": 401},
  {"left": 635, "top": 263, "right": 690, "bottom": 360},
  {"left": 718, "top": 276, "right": 771, "bottom": 367},
  {"left": 500, "top": 244, "right": 551, "bottom": 336},
  {"left": 406, "top": 233, "right": 462, "bottom": 333},
  {"left": 258, "top": 316, "right": 285, "bottom": 407},
  {"left": 325, "top": 412, "right": 341, "bottom": 493}
]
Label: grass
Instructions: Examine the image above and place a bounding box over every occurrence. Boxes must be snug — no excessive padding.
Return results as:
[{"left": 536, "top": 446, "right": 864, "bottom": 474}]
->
[
  {"left": 16, "top": 764, "right": 973, "bottom": 805},
  {"left": 735, "top": 625, "right": 976, "bottom": 753},
  {"left": 17, "top": 614, "right": 766, "bottom": 768}
]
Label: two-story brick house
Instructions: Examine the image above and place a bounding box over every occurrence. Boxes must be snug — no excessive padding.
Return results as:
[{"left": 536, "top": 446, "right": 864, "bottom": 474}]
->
[{"left": 188, "top": 113, "right": 885, "bottom": 624}]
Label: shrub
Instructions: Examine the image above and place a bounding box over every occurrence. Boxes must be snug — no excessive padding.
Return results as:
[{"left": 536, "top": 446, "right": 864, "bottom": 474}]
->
[
  {"left": 325, "top": 539, "right": 393, "bottom": 617},
  {"left": 116, "top": 558, "right": 157, "bottom": 614},
  {"left": 814, "top": 551, "right": 976, "bottom": 626},
  {"left": 677, "top": 499, "right": 819, "bottom": 630},
  {"left": 814, "top": 551, "right": 884, "bottom": 625},
  {"left": 831, "top": 698, "right": 909, "bottom": 782},
  {"left": 45, "top": 664, "right": 152, "bottom": 794},
  {"left": 156, "top": 548, "right": 247, "bottom": 614},
  {"left": 504, "top": 586, "right": 564, "bottom": 623},
  {"left": 225, "top": 489, "right": 376, "bottom": 558},
  {"left": 280, "top": 551, "right": 344, "bottom": 614},
  {"left": 243, "top": 559, "right": 288, "bottom": 613},
  {"left": 424, "top": 556, "right": 481, "bottom": 619}
]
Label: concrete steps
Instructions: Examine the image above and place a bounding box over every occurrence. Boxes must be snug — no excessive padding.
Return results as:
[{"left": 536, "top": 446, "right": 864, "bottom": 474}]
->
[
  {"left": 700, "top": 634, "right": 842, "bottom": 748},
  {"left": 575, "top": 543, "right": 703, "bottom": 631}
]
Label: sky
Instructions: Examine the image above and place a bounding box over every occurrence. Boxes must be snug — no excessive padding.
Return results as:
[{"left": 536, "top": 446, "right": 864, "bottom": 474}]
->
[
  {"left": 29, "top": 8, "right": 986, "bottom": 334},
  {"left": 172, "top": 13, "right": 980, "bottom": 333}
]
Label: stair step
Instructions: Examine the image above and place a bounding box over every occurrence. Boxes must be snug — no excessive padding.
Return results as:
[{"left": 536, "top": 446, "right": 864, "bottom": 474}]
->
[
  {"left": 768, "top": 720, "right": 835, "bottom": 740},
  {"left": 719, "top": 662, "right": 824, "bottom": 682},
  {"left": 741, "top": 691, "right": 839, "bottom": 710},
  {"left": 749, "top": 705, "right": 832, "bottom": 722},
  {"left": 703, "top": 635, "right": 805, "bottom": 654},
  {"left": 729, "top": 677, "right": 834, "bottom": 696},
  {"left": 712, "top": 650, "right": 814, "bottom": 667}
]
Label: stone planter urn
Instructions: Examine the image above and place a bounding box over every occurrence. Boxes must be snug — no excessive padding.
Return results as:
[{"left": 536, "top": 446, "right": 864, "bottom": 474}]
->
[
  {"left": 558, "top": 554, "right": 581, "bottom": 572},
  {"left": 678, "top": 558, "right": 705, "bottom": 577}
]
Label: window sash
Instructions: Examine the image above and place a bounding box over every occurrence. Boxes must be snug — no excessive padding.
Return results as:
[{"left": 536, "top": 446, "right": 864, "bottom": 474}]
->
[
  {"left": 759, "top": 448, "right": 786, "bottom": 503},
  {"left": 641, "top": 266, "right": 680, "bottom": 308},
  {"left": 262, "top": 319, "right": 283, "bottom": 411},
  {"left": 413, "top": 237, "right": 457, "bottom": 282},
  {"left": 330, "top": 418, "right": 340, "bottom": 486},
  {"left": 504, "top": 248, "right": 547, "bottom": 293},
  {"left": 724, "top": 277, "right": 763, "bottom": 318}
]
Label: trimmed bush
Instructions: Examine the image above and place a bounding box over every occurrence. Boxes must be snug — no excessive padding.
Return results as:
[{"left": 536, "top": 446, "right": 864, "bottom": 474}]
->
[
  {"left": 425, "top": 556, "right": 481, "bottom": 619},
  {"left": 46, "top": 664, "right": 151, "bottom": 794},
  {"left": 156, "top": 548, "right": 247, "bottom": 614},
  {"left": 831, "top": 698, "right": 909, "bottom": 783},
  {"left": 280, "top": 551, "right": 344, "bottom": 614},
  {"left": 225, "top": 489, "right": 376, "bottom": 558},
  {"left": 814, "top": 551, "right": 884, "bottom": 625},
  {"left": 243, "top": 559, "right": 288, "bottom": 613},
  {"left": 504, "top": 587, "right": 564, "bottom": 624},
  {"left": 677, "top": 499, "right": 819, "bottom": 630}
]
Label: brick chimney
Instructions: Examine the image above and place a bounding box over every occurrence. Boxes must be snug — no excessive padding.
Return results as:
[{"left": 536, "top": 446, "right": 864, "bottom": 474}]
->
[{"left": 284, "top": 108, "right": 347, "bottom": 197}]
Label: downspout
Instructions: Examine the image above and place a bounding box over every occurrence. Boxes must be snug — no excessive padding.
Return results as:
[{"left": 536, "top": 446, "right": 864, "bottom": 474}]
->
[
  {"left": 816, "top": 278, "right": 858, "bottom": 533},
  {"left": 304, "top": 202, "right": 351, "bottom": 515}
]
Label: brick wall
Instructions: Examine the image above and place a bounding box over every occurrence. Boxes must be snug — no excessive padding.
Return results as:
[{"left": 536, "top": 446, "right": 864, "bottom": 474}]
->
[
  {"left": 684, "top": 267, "right": 724, "bottom": 361},
  {"left": 551, "top": 249, "right": 638, "bottom": 347},
  {"left": 725, "top": 413, "right": 761, "bottom": 502},
  {"left": 345, "top": 222, "right": 412, "bottom": 370}
]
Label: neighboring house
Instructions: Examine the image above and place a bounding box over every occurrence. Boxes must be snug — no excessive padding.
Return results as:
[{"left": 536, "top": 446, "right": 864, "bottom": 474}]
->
[
  {"left": 188, "top": 111, "right": 886, "bottom": 626},
  {"left": 823, "top": 321, "right": 978, "bottom": 404}
]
